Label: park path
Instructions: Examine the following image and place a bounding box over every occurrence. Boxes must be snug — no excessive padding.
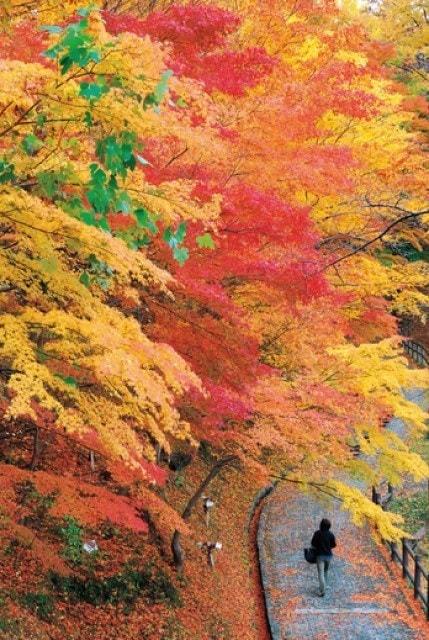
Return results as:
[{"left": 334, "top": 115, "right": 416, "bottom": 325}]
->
[
  {"left": 258, "top": 386, "right": 429, "bottom": 640},
  {"left": 258, "top": 485, "right": 426, "bottom": 640}
]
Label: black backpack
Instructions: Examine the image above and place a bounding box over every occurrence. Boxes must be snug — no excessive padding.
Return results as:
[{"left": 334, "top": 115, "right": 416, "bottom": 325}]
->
[{"left": 304, "top": 547, "right": 317, "bottom": 564}]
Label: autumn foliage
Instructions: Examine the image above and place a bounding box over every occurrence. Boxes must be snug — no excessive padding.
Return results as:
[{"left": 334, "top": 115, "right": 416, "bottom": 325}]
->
[{"left": 0, "top": 0, "right": 428, "bottom": 637}]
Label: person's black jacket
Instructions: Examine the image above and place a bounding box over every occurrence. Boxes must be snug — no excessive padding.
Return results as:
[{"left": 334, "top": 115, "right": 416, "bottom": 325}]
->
[{"left": 311, "top": 530, "right": 336, "bottom": 556}]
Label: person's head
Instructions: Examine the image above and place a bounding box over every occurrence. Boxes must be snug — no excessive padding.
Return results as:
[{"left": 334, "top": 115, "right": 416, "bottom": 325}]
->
[{"left": 320, "top": 518, "right": 331, "bottom": 531}]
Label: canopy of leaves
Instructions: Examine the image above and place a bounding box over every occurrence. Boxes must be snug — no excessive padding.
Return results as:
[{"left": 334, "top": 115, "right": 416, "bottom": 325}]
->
[{"left": 0, "top": 7, "right": 428, "bottom": 625}]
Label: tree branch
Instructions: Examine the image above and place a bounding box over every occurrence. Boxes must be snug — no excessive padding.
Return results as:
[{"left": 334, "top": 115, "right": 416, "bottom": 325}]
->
[
  {"left": 164, "top": 145, "right": 188, "bottom": 168},
  {"left": 324, "top": 201, "right": 429, "bottom": 270},
  {"left": 0, "top": 100, "right": 41, "bottom": 138},
  {"left": 172, "top": 455, "right": 239, "bottom": 570},
  {"left": 271, "top": 475, "right": 342, "bottom": 502},
  {"left": 0, "top": 283, "right": 15, "bottom": 292},
  {"left": 182, "top": 455, "right": 239, "bottom": 521}
]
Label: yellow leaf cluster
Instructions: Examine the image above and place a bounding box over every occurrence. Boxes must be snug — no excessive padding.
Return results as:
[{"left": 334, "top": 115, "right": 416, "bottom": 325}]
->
[
  {"left": 329, "top": 339, "right": 429, "bottom": 432},
  {"left": 331, "top": 480, "right": 407, "bottom": 541}
]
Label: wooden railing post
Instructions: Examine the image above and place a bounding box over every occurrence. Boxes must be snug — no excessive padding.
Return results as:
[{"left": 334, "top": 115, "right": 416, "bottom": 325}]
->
[
  {"left": 402, "top": 539, "right": 408, "bottom": 579},
  {"left": 427, "top": 576, "right": 429, "bottom": 620},
  {"left": 414, "top": 555, "right": 421, "bottom": 599},
  {"left": 427, "top": 479, "right": 429, "bottom": 529}
]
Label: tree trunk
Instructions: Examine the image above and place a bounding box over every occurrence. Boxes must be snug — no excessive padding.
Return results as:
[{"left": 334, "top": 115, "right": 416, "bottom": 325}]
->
[
  {"left": 172, "top": 530, "right": 184, "bottom": 571},
  {"left": 208, "top": 547, "right": 215, "bottom": 568},
  {"left": 171, "top": 455, "right": 238, "bottom": 571},
  {"left": 30, "top": 426, "right": 41, "bottom": 471},
  {"left": 89, "top": 450, "right": 96, "bottom": 471}
]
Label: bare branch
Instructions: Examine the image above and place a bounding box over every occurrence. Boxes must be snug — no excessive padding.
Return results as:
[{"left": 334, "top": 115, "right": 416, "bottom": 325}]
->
[
  {"left": 172, "top": 455, "right": 239, "bottom": 570},
  {"left": 324, "top": 201, "right": 429, "bottom": 270},
  {"left": 164, "top": 145, "right": 188, "bottom": 168}
]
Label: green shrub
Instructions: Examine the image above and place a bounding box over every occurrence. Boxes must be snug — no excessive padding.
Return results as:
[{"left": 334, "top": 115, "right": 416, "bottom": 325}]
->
[
  {"left": 4, "top": 537, "right": 30, "bottom": 556},
  {"left": 174, "top": 475, "right": 185, "bottom": 488},
  {"left": 15, "top": 481, "right": 58, "bottom": 526},
  {"left": 198, "top": 440, "right": 215, "bottom": 464},
  {"left": 161, "top": 615, "right": 186, "bottom": 640},
  {"left": 146, "top": 565, "right": 182, "bottom": 608},
  {"left": 20, "top": 592, "right": 55, "bottom": 621},
  {"left": 50, "top": 563, "right": 181, "bottom": 609},
  {"left": 0, "top": 618, "right": 9, "bottom": 631},
  {"left": 0, "top": 617, "right": 17, "bottom": 632},
  {"left": 100, "top": 520, "right": 120, "bottom": 540},
  {"left": 60, "top": 516, "right": 84, "bottom": 565},
  {"left": 389, "top": 492, "right": 428, "bottom": 534}
]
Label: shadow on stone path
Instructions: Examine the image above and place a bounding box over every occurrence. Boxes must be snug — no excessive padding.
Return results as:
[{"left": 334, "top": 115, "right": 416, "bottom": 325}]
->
[{"left": 258, "top": 485, "right": 426, "bottom": 640}]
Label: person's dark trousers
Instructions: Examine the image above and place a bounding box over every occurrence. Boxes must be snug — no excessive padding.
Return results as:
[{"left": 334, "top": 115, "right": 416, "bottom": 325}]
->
[{"left": 316, "top": 555, "right": 331, "bottom": 595}]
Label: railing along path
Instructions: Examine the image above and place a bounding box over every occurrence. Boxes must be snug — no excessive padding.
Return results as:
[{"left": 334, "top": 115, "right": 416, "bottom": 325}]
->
[
  {"left": 371, "top": 488, "right": 429, "bottom": 619},
  {"left": 371, "top": 338, "right": 429, "bottom": 619}
]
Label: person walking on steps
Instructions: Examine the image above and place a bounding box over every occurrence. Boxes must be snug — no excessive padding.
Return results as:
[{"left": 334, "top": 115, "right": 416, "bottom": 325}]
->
[{"left": 311, "top": 518, "right": 336, "bottom": 597}]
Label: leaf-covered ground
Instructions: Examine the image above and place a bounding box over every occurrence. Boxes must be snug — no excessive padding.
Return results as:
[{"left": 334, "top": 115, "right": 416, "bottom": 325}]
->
[{"left": 0, "top": 439, "right": 269, "bottom": 640}]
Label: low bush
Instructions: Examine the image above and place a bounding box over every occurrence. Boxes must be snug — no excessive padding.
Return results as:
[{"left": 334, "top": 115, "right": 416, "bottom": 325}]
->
[
  {"left": 0, "top": 617, "right": 19, "bottom": 632},
  {"left": 99, "top": 520, "right": 120, "bottom": 539},
  {"left": 198, "top": 440, "right": 215, "bottom": 464},
  {"left": 50, "top": 563, "right": 181, "bottom": 609},
  {"left": 389, "top": 492, "right": 428, "bottom": 534},
  {"left": 60, "top": 516, "right": 84, "bottom": 565},
  {"left": 15, "top": 481, "right": 58, "bottom": 527},
  {"left": 20, "top": 592, "right": 55, "bottom": 621}
]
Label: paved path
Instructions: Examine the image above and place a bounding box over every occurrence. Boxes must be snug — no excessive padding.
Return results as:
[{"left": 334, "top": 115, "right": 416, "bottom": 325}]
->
[
  {"left": 258, "top": 385, "right": 429, "bottom": 639},
  {"left": 258, "top": 485, "right": 426, "bottom": 639}
]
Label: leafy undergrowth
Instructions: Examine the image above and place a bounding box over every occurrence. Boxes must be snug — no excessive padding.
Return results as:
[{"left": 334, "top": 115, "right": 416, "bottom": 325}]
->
[
  {"left": 0, "top": 445, "right": 268, "bottom": 640},
  {"left": 411, "top": 432, "right": 429, "bottom": 467},
  {"left": 389, "top": 492, "right": 428, "bottom": 534},
  {"left": 390, "top": 427, "right": 429, "bottom": 570},
  {"left": 395, "top": 425, "right": 429, "bottom": 570},
  {"left": 164, "top": 452, "right": 269, "bottom": 640},
  {"left": 389, "top": 486, "right": 429, "bottom": 571}
]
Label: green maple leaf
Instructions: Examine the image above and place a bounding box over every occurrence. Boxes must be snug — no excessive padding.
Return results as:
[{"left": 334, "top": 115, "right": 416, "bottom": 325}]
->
[
  {"left": 83, "top": 111, "right": 93, "bottom": 128},
  {"left": 196, "top": 233, "right": 215, "bottom": 249},
  {"left": 79, "top": 272, "right": 91, "bottom": 287},
  {"left": 22, "top": 134, "right": 43, "bottom": 156},
  {"left": 96, "top": 133, "right": 136, "bottom": 178},
  {"left": 173, "top": 246, "right": 189, "bottom": 266},
  {"left": 96, "top": 216, "right": 111, "bottom": 232},
  {"left": 79, "top": 210, "right": 97, "bottom": 227},
  {"left": 163, "top": 222, "right": 187, "bottom": 248},
  {"left": 135, "top": 208, "right": 158, "bottom": 234},
  {"left": 115, "top": 191, "right": 132, "bottom": 213},
  {"left": 0, "top": 159, "right": 15, "bottom": 184},
  {"left": 79, "top": 80, "right": 109, "bottom": 102},
  {"left": 37, "top": 167, "right": 71, "bottom": 199},
  {"left": 143, "top": 70, "right": 173, "bottom": 110},
  {"left": 55, "top": 374, "right": 78, "bottom": 388}
]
